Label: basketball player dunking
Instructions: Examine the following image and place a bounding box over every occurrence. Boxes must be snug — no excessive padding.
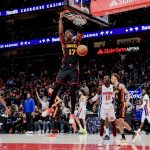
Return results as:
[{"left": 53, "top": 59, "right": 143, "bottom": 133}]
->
[
  {"left": 111, "top": 73, "right": 136, "bottom": 142},
  {"left": 42, "top": 11, "right": 83, "bottom": 131},
  {"left": 90, "top": 76, "right": 120, "bottom": 146}
]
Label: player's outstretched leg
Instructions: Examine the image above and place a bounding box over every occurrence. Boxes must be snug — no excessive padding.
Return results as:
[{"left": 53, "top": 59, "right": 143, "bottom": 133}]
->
[
  {"left": 69, "top": 84, "right": 77, "bottom": 132},
  {"left": 123, "top": 121, "right": 137, "bottom": 140}
]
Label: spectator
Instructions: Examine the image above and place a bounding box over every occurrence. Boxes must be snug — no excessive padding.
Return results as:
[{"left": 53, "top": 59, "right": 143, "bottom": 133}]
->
[
  {"left": 36, "top": 91, "right": 49, "bottom": 111},
  {"left": 81, "top": 82, "right": 89, "bottom": 96},
  {"left": 131, "top": 104, "right": 142, "bottom": 130},
  {"left": 120, "top": 53, "right": 126, "bottom": 64},
  {"left": 23, "top": 93, "right": 35, "bottom": 134},
  {"left": 60, "top": 102, "right": 72, "bottom": 133},
  {"left": 127, "top": 80, "right": 135, "bottom": 90},
  {"left": 128, "top": 62, "right": 134, "bottom": 71}
]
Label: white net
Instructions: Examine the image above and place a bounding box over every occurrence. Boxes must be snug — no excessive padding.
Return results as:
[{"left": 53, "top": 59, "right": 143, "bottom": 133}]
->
[{"left": 64, "top": 12, "right": 87, "bottom": 26}]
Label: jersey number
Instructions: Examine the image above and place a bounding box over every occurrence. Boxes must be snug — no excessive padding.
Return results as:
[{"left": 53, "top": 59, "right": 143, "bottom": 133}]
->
[
  {"left": 106, "top": 95, "right": 110, "bottom": 101},
  {"left": 69, "top": 49, "right": 76, "bottom": 55}
]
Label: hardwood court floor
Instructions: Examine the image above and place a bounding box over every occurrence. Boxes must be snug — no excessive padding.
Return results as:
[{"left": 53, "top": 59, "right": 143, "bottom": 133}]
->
[{"left": 0, "top": 133, "right": 150, "bottom": 150}]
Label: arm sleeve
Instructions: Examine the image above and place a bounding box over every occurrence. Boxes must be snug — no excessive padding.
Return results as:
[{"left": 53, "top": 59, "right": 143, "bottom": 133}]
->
[
  {"left": 36, "top": 93, "right": 43, "bottom": 104},
  {"left": 92, "top": 94, "right": 100, "bottom": 102}
]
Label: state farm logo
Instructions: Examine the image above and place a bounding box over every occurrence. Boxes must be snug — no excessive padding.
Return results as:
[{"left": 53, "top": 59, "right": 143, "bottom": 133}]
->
[
  {"left": 97, "top": 46, "right": 140, "bottom": 55},
  {"left": 109, "top": 0, "right": 139, "bottom": 7}
]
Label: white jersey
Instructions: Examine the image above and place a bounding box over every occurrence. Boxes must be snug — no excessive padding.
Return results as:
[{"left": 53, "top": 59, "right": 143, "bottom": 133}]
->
[
  {"left": 101, "top": 84, "right": 114, "bottom": 107},
  {"left": 141, "top": 94, "right": 150, "bottom": 122},
  {"left": 79, "top": 95, "right": 87, "bottom": 109},
  {"left": 100, "top": 84, "right": 116, "bottom": 121},
  {"left": 78, "top": 95, "right": 87, "bottom": 119},
  {"left": 40, "top": 100, "right": 49, "bottom": 111},
  {"left": 141, "top": 94, "right": 150, "bottom": 115}
]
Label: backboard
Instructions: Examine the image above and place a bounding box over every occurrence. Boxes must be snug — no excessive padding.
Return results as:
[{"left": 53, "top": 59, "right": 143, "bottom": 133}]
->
[{"left": 64, "top": 0, "right": 109, "bottom": 27}]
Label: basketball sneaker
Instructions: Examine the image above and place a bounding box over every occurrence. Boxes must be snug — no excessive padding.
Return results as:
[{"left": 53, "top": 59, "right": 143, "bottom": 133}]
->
[
  {"left": 136, "top": 129, "right": 141, "bottom": 134},
  {"left": 98, "top": 140, "right": 104, "bottom": 147},
  {"left": 83, "top": 129, "right": 87, "bottom": 134},
  {"left": 132, "top": 130, "right": 140, "bottom": 143},
  {"left": 103, "top": 135, "right": 110, "bottom": 140},
  {"left": 29, "top": 131, "right": 33, "bottom": 134},
  {"left": 42, "top": 108, "right": 54, "bottom": 117},
  {"left": 60, "top": 130, "right": 64, "bottom": 134},
  {"left": 78, "top": 128, "right": 84, "bottom": 134},
  {"left": 113, "top": 139, "right": 120, "bottom": 146},
  {"left": 25, "top": 131, "right": 30, "bottom": 134},
  {"left": 37, "top": 130, "right": 41, "bottom": 134},
  {"left": 46, "top": 129, "right": 49, "bottom": 133},
  {"left": 120, "top": 137, "right": 126, "bottom": 143}
]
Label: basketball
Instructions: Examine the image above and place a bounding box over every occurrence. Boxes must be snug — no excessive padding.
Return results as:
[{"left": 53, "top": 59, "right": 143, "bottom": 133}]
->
[{"left": 77, "top": 45, "right": 88, "bottom": 56}]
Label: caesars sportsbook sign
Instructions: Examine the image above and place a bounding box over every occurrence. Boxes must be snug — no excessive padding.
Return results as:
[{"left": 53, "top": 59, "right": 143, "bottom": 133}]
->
[{"left": 91, "top": 0, "right": 150, "bottom": 16}]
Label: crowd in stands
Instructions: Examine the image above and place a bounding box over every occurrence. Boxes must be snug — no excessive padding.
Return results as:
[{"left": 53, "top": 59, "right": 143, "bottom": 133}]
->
[
  {"left": 0, "top": 0, "right": 149, "bottom": 137},
  {"left": 0, "top": 16, "right": 59, "bottom": 43},
  {"left": 0, "top": 44, "right": 149, "bottom": 134},
  {"left": 0, "top": 0, "right": 148, "bottom": 43}
]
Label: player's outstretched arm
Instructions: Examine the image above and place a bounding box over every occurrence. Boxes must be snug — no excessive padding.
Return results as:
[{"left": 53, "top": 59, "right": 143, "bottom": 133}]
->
[
  {"left": 76, "top": 26, "right": 83, "bottom": 44},
  {"left": 35, "top": 91, "right": 42, "bottom": 104},
  {"left": 92, "top": 99, "right": 100, "bottom": 112},
  {"left": 89, "top": 87, "right": 101, "bottom": 103},
  {"left": 59, "top": 12, "right": 65, "bottom": 49}
]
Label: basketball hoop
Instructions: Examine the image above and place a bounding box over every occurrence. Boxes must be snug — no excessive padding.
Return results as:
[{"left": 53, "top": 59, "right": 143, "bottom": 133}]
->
[{"left": 64, "top": 12, "right": 87, "bottom": 26}]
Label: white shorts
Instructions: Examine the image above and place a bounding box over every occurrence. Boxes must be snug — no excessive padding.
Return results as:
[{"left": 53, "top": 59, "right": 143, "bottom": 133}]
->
[
  {"left": 78, "top": 108, "right": 86, "bottom": 119},
  {"left": 100, "top": 104, "right": 116, "bottom": 122},
  {"left": 141, "top": 112, "right": 150, "bottom": 123}
]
